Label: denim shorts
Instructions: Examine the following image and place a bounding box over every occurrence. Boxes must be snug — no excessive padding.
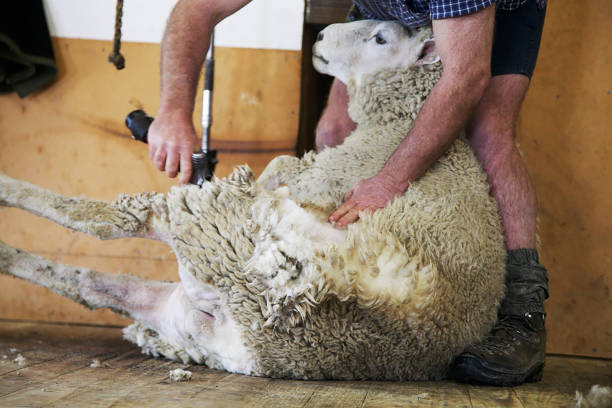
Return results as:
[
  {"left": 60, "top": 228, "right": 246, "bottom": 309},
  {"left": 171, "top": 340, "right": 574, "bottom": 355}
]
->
[{"left": 346, "top": 0, "right": 547, "bottom": 79}]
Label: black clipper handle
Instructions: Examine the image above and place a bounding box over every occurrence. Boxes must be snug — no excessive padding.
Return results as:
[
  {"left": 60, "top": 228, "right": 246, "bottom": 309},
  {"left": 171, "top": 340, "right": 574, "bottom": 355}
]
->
[
  {"left": 124, "top": 109, "right": 217, "bottom": 185},
  {"left": 125, "top": 109, "right": 153, "bottom": 143}
]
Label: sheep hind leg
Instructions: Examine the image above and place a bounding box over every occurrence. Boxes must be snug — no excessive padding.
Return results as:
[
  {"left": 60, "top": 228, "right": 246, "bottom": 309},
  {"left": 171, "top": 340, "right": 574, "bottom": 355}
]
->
[
  {"left": 0, "top": 171, "right": 170, "bottom": 242},
  {"left": 0, "top": 239, "right": 175, "bottom": 319},
  {"left": 0, "top": 239, "right": 215, "bottom": 363}
]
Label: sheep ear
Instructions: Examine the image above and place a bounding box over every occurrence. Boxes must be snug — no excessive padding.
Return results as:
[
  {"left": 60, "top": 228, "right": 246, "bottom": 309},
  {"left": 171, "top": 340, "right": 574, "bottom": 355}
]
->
[{"left": 415, "top": 39, "right": 439, "bottom": 66}]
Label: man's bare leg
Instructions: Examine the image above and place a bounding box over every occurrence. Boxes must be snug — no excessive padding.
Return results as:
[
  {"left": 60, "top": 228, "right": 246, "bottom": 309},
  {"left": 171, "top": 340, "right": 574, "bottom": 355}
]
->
[
  {"left": 315, "top": 79, "right": 356, "bottom": 152},
  {"left": 452, "top": 74, "right": 549, "bottom": 385},
  {"left": 467, "top": 74, "right": 536, "bottom": 249}
]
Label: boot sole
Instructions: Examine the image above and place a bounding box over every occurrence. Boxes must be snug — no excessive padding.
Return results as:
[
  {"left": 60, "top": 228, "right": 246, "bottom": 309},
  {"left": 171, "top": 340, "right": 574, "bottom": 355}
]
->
[{"left": 452, "top": 357, "right": 545, "bottom": 387}]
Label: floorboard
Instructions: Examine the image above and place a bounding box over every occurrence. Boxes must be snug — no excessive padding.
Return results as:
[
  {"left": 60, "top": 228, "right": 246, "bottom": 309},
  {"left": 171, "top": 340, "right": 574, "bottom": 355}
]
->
[{"left": 0, "top": 321, "right": 609, "bottom": 408}]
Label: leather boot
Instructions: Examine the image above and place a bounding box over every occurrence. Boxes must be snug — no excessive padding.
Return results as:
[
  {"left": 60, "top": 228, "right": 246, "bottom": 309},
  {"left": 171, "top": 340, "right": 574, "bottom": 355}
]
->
[{"left": 451, "top": 249, "right": 549, "bottom": 386}]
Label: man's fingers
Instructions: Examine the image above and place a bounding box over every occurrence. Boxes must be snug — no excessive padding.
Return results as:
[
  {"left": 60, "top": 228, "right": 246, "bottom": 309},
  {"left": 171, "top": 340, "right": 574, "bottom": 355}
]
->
[
  {"left": 153, "top": 149, "right": 167, "bottom": 171},
  {"left": 335, "top": 207, "right": 361, "bottom": 229},
  {"left": 148, "top": 143, "right": 156, "bottom": 161},
  {"left": 165, "top": 151, "right": 180, "bottom": 178},
  {"left": 178, "top": 151, "right": 193, "bottom": 185},
  {"left": 343, "top": 189, "right": 354, "bottom": 203},
  {"left": 329, "top": 200, "right": 355, "bottom": 223}
]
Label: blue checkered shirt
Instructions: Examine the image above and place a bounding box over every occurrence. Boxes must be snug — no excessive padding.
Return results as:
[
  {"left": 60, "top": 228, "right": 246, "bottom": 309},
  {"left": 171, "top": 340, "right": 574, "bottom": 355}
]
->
[{"left": 353, "top": 0, "right": 546, "bottom": 27}]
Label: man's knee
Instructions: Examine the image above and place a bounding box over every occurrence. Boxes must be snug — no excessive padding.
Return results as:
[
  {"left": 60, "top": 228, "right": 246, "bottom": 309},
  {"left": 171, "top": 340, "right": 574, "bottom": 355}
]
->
[
  {"left": 315, "top": 120, "right": 349, "bottom": 152},
  {"left": 467, "top": 74, "right": 530, "bottom": 164},
  {"left": 468, "top": 122, "right": 518, "bottom": 171}
]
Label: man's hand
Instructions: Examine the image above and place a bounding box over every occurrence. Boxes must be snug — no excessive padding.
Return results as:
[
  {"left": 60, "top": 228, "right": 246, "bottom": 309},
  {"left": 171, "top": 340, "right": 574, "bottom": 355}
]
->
[
  {"left": 148, "top": 110, "right": 197, "bottom": 184},
  {"left": 329, "top": 174, "right": 404, "bottom": 229}
]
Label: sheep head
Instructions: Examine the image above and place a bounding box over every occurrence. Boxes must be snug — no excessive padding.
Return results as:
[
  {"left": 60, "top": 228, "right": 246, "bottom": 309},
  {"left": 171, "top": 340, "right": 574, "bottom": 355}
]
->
[{"left": 312, "top": 20, "right": 439, "bottom": 84}]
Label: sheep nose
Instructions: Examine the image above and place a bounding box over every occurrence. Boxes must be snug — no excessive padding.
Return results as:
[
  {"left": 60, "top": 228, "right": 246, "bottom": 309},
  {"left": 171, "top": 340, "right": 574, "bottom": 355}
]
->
[{"left": 316, "top": 32, "right": 324, "bottom": 42}]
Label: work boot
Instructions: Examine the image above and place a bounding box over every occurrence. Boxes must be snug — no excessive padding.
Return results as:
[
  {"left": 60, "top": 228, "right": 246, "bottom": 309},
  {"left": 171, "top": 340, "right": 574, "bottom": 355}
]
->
[{"left": 451, "top": 249, "right": 549, "bottom": 386}]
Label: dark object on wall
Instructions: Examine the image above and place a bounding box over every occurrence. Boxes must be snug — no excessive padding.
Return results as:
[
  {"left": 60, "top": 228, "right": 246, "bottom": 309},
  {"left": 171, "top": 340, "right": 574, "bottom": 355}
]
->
[{"left": 0, "top": 0, "right": 57, "bottom": 97}]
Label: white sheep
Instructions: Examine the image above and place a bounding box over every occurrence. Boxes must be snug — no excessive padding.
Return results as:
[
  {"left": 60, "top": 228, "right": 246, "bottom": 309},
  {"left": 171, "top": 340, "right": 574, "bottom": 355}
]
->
[{"left": 0, "top": 21, "right": 505, "bottom": 380}]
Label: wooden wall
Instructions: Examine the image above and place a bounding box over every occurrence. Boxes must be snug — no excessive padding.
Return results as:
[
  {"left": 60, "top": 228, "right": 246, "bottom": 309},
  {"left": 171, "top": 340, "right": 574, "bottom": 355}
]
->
[
  {"left": 0, "top": 38, "right": 300, "bottom": 326},
  {"left": 0, "top": 0, "right": 610, "bottom": 359},
  {"left": 518, "top": 0, "right": 612, "bottom": 358}
]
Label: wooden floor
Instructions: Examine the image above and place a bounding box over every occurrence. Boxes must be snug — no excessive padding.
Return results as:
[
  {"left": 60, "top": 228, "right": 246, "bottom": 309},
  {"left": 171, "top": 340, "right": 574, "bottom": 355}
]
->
[{"left": 0, "top": 321, "right": 609, "bottom": 408}]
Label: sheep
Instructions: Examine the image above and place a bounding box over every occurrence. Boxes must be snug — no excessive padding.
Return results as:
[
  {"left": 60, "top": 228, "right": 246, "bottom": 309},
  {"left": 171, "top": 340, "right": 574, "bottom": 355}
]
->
[{"left": 0, "top": 20, "right": 505, "bottom": 381}]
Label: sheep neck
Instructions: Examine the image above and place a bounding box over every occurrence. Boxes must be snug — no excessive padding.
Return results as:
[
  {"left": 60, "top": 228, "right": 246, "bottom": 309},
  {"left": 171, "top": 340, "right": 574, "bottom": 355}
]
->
[{"left": 347, "top": 63, "right": 443, "bottom": 134}]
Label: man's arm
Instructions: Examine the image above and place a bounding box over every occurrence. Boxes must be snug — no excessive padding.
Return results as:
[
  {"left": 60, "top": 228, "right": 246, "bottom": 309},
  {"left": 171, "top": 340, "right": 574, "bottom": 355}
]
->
[
  {"left": 148, "top": 0, "right": 251, "bottom": 184},
  {"left": 329, "top": 6, "right": 495, "bottom": 228}
]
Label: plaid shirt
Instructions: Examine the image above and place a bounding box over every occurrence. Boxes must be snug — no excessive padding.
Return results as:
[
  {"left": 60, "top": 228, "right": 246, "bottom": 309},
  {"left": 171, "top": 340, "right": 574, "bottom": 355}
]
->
[{"left": 352, "top": 0, "right": 547, "bottom": 27}]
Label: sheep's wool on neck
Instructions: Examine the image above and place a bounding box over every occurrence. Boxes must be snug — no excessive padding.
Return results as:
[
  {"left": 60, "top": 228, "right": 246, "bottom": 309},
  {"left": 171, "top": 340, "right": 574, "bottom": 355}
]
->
[{"left": 348, "top": 64, "right": 443, "bottom": 134}]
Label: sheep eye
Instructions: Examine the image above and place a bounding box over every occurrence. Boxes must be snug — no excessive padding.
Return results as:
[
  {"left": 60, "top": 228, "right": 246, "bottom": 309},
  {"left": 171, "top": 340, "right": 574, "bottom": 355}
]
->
[{"left": 375, "top": 33, "right": 387, "bottom": 45}]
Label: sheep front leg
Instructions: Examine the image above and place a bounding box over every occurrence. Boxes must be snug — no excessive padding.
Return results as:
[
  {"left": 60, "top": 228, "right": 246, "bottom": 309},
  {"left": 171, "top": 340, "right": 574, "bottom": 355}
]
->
[{"left": 0, "top": 172, "right": 170, "bottom": 242}]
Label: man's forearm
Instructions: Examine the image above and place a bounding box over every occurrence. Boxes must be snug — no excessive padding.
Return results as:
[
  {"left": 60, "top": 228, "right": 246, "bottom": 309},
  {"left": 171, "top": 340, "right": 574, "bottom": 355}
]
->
[
  {"left": 379, "top": 71, "right": 489, "bottom": 191},
  {"left": 158, "top": 0, "right": 216, "bottom": 117},
  {"left": 379, "top": 7, "right": 495, "bottom": 191},
  {"left": 148, "top": 0, "right": 251, "bottom": 183},
  {"left": 158, "top": 0, "right": 252, "bottom": 117},
  {"left": 329, "top": 6, "right": 495, "bottom": 228}
]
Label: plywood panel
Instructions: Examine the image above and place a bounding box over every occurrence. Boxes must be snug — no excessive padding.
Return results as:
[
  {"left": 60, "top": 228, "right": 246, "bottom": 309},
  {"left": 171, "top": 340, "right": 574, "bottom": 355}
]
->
[
  {"left": 211, "top": 47, "right": 301, "bottom": 150},
  {"left": 518, "top": 1, "right": 612, "bottom": 357},
  {"left": 0, "top": 37, "right": 300, "bottom": 324}
]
